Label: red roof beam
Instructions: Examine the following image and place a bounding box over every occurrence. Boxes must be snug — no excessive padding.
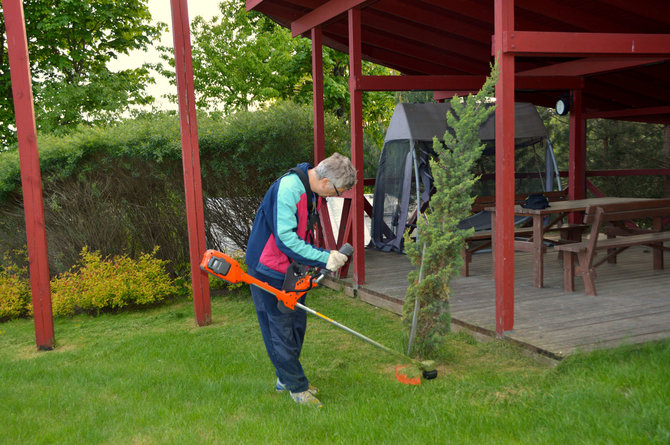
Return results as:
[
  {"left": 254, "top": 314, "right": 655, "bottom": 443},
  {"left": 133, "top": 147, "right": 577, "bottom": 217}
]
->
[
  {"left": 322, "top": 32, "right": 454, "bottom": 75},
  {"left": 585, "top": 79, "right": 663, "bottom": 109},
  {"left": 360, "top": 29, "right": 486, "bottom": 74},
  {"left": 320, "top": 22, "right": 486, "bottom": 74},
  {"left": 356, "top": 75, "right": 486, "bottom": 91},
  {"left": 291, "top": 0, "right": 372, "bottom": 37},
  {"left": 518, "top": 56, "right": 670, "bottom": 77},
  {"left": 515, "top": 0, "right": 631, "bottom": 33},
  {"left": 375, "top": 0, "right": 490, "bottom": 44},
  {"left": 583, "top": 106, "right": 670, "bottom": 120},
  {"left": 246, "top": 1, "right": 304, "bottom": 28},
  {"left": 424, "top": 0, "right": 568, "bottom": 34},
  {"left": 597, "top": 0, "right": 670, "bottom": 22},
  {"left": 246, "top": 0, "right": 264, "bottom": 12},
  {"left": 514, "top": 75, "right": 583, "bottom": 90},
  {"left": 354, "top": 74, "right": 582, "bottom": 91},
  {"left": 363, "top": 10, "right": 491, "bottom": 61},
  {"left": 502, "top": 32, "right": 670, "bottom": 56},
  {"left": 421, "top": 0, "right": 492, "bottom": 25}
]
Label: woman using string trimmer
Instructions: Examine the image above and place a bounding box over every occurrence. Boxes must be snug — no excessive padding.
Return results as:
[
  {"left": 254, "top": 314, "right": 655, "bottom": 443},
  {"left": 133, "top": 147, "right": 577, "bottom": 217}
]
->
[{"left": 244, "top": 153, "right": 357, "bottom": 408}]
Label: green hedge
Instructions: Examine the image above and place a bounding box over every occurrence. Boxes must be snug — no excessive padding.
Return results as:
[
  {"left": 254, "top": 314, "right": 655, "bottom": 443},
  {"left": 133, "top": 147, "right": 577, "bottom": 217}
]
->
[{"left": 0, "top": 102, "right": 350, "bottom": 276}]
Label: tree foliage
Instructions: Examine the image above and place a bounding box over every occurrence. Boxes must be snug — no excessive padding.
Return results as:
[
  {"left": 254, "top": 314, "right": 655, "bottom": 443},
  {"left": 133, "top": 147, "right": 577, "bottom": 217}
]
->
[
  {"left": 403, "top": 64, "right": 498, "bottom": 357},
  {"left": 154, "top": 0, "right": 396, "bottom": 150},
  {"left": 0, "top": 0, "right": 164, "bottom": 148},
  {"left": 538, "top": 108, "right": 668, "bottom": 198}
]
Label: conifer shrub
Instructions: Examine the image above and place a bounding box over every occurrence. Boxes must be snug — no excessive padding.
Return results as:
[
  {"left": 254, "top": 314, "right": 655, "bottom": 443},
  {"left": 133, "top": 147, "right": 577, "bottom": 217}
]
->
[{"left": 403, "top": 64, "right": 498, "bottom": 357}]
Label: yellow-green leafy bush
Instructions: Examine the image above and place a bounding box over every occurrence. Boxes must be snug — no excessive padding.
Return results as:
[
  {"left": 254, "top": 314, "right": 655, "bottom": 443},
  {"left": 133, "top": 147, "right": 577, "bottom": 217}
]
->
[
  {"left": 50, "top": 247, "right": 180, "bottom": 316},
  {"left": 0, "top": 256, "right": 32, "bottom": 321}
]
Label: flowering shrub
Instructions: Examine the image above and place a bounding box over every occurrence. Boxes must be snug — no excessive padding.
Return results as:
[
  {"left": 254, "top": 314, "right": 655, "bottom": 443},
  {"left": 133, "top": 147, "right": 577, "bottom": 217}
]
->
[
  {"left": 50, "top": 247, "right": 180, "bottom": 316},
  {"left": 0, "top": 253, "right": 32, "bottom": 321}
]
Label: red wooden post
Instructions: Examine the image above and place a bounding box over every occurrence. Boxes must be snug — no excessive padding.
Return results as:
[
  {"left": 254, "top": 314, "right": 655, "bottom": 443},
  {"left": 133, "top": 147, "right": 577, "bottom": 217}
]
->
[
  {"left": 312, "top": 26, "right": 333, "bottom": 250},
  {"left": 348, "top": 7, "right": 365, "bottom": 286},
  {"left": 568, "top": 89, "right": 587, "bottom": 224},
  {"left": 569, "top": 89, "right": 587, "bottom": 198},
  {"left": 312, "top": 27, "right": 325, "bottom": 165},
  {"left": 170, "top": 0, "right": 211, "bottom": 325},
  {"left": 312, "top": 26, "right": 337, "bottom": 250},
  {"left": 3, "top": 0, "right": 55, "bottom": 350},
  {"left": 494, "top": 0, "right": 516, "bottom": 335},
  {"left": 665, "top": 125, "right": 670, "bottom": 198}
]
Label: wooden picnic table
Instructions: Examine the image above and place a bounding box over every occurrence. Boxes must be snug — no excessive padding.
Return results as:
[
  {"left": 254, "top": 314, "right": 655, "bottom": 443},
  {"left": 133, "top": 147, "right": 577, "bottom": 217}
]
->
[
  {"left": 486, "top": 197, "right": 653, "bottom": 288},
  {"left": 554, "top": 198, "right": 670, "bottom": 295}
]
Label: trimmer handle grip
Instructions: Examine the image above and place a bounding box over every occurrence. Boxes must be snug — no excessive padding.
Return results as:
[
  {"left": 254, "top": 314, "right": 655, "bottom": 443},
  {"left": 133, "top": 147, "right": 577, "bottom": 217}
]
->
[
  {"left": 277, "top": 244, "right": 355, "bottom": 313},
  {"left": 314, "top": 243, "right": 354, "bottom": 284},
  {"left": 338, "top": 243, "right": 354, "bottom": 257}
]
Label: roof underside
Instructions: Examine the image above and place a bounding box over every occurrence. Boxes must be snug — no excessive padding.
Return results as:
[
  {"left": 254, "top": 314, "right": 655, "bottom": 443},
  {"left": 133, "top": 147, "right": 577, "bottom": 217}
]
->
[{"left": 248, "top": 0, "right": 670, "bottom": 124}]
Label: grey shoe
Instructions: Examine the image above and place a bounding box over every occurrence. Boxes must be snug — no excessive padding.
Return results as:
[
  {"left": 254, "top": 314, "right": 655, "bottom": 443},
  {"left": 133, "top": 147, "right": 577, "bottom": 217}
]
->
[
  {"left": 290, "top": 389, "right": 323, "bottom": 408},
  {"left": 276, "top": 378, "right": 319, "bottom": 395}
]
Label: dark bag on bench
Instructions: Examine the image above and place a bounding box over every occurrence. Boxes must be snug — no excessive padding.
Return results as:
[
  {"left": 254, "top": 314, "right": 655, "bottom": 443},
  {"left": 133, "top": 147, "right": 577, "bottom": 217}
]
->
[{"left": 521, "top": 193, "right": 549, "bottom": 209}]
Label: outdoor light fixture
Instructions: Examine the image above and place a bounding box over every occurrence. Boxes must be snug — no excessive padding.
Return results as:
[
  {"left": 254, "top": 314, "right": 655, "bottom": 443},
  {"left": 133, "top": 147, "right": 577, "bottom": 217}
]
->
[{"left": 555, "top": 95, "right": 571, "bottom": 116}]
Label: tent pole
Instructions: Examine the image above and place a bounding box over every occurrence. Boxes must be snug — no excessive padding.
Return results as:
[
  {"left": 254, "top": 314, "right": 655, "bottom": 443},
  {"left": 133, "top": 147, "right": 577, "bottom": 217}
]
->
[
  {"left": 407, "top": 144, "right": 422, "bottom": 355},
  {"left": 547, "top": 139, "right": 562, "bottom": 191}
]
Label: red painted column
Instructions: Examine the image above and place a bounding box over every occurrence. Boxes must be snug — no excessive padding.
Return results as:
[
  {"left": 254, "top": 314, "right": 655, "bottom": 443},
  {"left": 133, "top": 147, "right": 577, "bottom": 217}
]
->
[
  {"left": 311, "top": 26, "right": 337, "bottom": 251},
  {"left": 170, "top": 0, "right": 211, "bottom": 325},
  {"left": 312, "top": 27, "right": 325, "bottom": 164},
  {"left": 494, "top": 0, "right": 515, "bottom": 335},
  {"left": 568, "top": 89, "right": 587, "bottom": 203},
  {"left": 348, "top": 7, "right": 365, "bottom": 286},
  {"left": 3, "top": 0, "right": 55, "bottom": 349}
]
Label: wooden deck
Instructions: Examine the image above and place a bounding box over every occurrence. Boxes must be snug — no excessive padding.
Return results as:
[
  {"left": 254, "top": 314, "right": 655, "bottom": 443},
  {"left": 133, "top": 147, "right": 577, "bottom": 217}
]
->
[{"left": 326, "top": 245, "right": 670, "bottom": 359}]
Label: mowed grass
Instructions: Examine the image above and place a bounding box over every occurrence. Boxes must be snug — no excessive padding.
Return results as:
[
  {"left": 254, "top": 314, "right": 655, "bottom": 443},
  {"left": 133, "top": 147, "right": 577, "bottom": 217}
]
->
[{"left": 1, "top": 287, "right": 669, "bottom": 444}]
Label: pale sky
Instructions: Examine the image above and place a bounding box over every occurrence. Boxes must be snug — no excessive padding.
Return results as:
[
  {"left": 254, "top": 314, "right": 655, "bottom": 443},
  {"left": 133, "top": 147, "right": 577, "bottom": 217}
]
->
[{"left": 110, "top": 0, "right": 223, "bottom": 110}]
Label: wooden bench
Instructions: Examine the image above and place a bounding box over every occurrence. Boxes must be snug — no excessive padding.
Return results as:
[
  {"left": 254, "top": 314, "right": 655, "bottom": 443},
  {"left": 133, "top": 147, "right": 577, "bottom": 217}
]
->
[
  {"left": 554, "top": 198, "right": 670, "bottom": 296},
  {"left": 461, "top": 190, "right": 586, "bottom": 276}
]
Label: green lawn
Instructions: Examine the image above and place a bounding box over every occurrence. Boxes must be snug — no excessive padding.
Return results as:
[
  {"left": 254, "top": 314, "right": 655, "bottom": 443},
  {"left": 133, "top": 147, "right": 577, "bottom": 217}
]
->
[{"left": 1, "top": 288, "right": 668, "bottom": 444}]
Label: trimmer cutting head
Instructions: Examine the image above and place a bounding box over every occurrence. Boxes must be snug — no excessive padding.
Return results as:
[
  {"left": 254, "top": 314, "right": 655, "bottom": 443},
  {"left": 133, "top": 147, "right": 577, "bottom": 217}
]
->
[
  {"left": 422, "top": 369, "right": 438, "bottom": 380},
  {"left": 395, "top": 360, "right": 438, "bottom": 385},
  {"left": 419, "top": 360, "right": 438, "bottom": 380}
]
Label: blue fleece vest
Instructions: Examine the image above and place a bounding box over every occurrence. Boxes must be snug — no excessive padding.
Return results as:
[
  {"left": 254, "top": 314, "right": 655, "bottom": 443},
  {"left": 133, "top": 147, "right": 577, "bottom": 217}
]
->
[{"left": 245, "top": 163, "right": 330, "bottom": 281}]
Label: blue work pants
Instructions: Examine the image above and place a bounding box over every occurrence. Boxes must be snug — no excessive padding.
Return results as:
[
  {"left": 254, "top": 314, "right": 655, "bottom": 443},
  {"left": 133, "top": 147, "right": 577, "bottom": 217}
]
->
[{"left": 248, "top": 268, "right": 309, "bottom": 393}]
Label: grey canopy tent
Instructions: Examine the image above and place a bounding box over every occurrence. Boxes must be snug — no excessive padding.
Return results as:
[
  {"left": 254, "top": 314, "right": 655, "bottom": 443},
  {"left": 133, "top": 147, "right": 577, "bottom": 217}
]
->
[{"left": 370, "top": 102, "right": 561, "bottom": 252}]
